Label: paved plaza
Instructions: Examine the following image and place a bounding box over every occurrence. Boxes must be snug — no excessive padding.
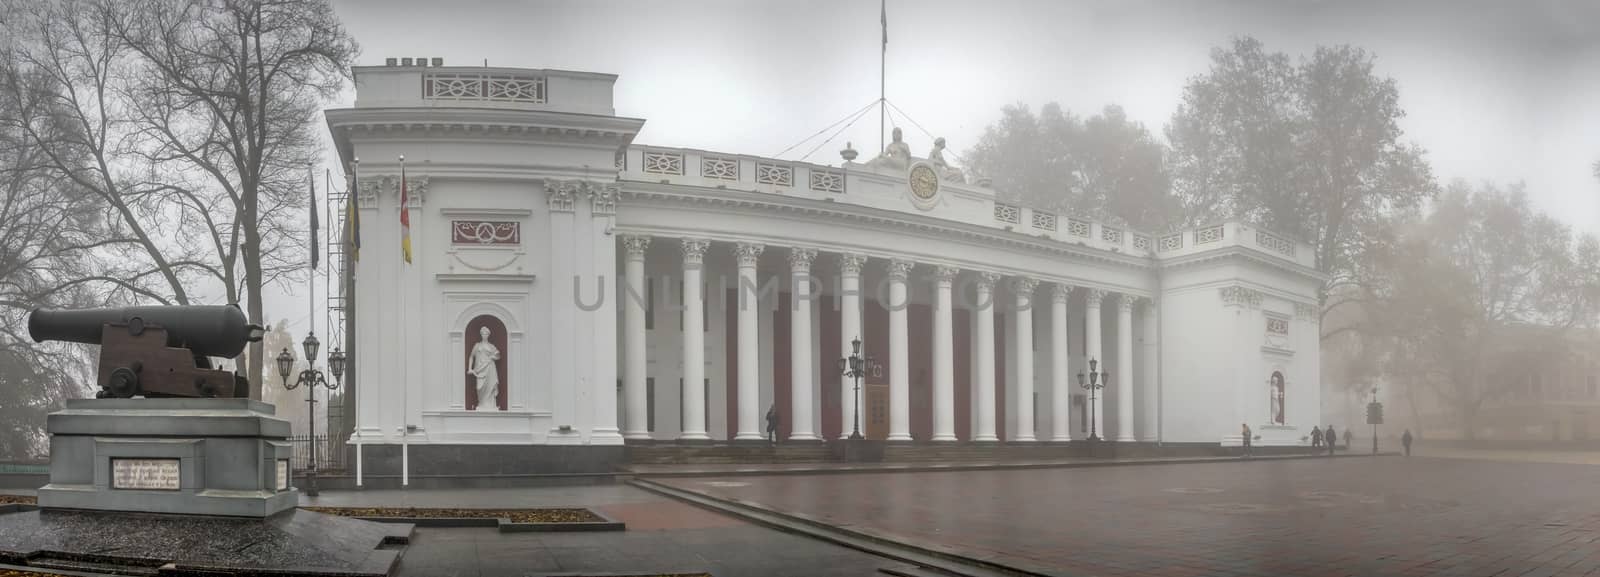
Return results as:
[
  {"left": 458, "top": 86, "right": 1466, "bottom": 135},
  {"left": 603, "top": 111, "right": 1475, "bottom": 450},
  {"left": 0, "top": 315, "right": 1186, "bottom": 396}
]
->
[{"left": 655, "top": 456, "right": 1600, "bottom": 577}]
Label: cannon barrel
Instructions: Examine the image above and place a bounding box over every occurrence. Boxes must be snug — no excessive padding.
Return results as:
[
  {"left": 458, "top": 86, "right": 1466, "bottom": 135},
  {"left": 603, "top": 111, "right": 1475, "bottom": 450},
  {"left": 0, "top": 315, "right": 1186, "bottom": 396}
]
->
[{"left": 28, "top": 305, "right": 262, "bottom": 359}]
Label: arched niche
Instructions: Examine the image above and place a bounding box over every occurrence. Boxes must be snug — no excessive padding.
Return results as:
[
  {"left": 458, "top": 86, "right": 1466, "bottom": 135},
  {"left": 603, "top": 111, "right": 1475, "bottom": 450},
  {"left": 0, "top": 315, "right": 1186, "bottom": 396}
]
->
[
  {"left": 464, "top": 314, "right": 509, "bottom": 411},
  {"left": 1269, "top": 370, "right": 1286, "bottom": 425}
]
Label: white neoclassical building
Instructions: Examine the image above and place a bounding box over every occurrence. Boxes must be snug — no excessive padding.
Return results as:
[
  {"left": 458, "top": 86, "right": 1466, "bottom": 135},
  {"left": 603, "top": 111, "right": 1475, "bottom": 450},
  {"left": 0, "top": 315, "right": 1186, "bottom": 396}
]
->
[{"left": 326, "top": 61, "right": 1325, "bottom": 475}]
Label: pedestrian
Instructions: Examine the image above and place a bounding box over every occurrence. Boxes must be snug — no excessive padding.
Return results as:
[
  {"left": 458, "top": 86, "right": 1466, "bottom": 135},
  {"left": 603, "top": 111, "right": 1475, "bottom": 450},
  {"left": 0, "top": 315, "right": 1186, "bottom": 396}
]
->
[
  {"left": 1325, "top": 425, "right": 1337, "bottom": 455},
  {"left": 765, "top": 404, "right": 780, "bottom": 444},
  {"left": 1344, "top": 428, "right": 1353, "bottom": 450},
  {"left": 1402, "top": 429, "right": 1413, "bottom": 457},
  {"left": 1310, "top": 425, "right": 1322, "bottom": 449},
  {"left": 1240, "top": 423, "right": 1252, "bottom": 457}
]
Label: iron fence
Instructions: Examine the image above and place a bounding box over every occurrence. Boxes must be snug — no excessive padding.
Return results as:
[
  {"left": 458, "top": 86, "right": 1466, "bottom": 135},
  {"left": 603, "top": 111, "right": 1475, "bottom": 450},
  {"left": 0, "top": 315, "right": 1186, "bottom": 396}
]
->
[{"left": 288, "top": 434, "right": 347, "bottom": 473}]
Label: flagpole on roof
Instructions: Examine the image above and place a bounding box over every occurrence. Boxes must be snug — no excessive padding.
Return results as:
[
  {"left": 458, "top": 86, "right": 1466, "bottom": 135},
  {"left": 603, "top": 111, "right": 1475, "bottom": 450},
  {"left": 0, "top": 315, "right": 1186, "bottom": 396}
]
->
[{"left": 880, "top": 0, "right": 887, "bottom": 154}]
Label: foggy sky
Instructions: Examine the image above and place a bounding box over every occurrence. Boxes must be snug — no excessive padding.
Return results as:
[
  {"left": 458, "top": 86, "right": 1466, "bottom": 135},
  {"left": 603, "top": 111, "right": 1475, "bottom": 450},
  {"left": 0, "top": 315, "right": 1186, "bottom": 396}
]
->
[{"left": 272, "top": 0, "right": 1600, "bottom": 337}]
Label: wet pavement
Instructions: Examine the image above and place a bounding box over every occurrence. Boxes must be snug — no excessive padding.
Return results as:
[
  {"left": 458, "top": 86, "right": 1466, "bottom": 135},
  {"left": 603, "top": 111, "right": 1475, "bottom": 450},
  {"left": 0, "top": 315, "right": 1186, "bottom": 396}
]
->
[{"left": 656, "top": 456, "right": 1600, "bottom": 577}]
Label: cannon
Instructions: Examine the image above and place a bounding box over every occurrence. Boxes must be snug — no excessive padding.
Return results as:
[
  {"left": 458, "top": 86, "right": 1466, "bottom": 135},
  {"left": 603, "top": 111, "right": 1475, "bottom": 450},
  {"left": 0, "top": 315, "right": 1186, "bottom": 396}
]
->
[{"left": 29, "top": 305, "right": 265, "bottom": 399}]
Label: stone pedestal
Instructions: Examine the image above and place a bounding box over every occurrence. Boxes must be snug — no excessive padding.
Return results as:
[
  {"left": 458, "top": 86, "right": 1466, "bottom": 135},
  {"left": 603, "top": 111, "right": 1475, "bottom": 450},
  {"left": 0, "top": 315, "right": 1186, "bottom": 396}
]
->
[{"left": 37, "top": 398, "right": 297, "bottom": 518}]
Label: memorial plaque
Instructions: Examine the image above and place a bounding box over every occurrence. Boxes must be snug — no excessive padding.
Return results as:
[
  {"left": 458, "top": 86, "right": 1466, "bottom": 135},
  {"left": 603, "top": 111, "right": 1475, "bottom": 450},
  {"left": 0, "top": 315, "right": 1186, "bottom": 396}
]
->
[
  {"left": 111, "top": 458, "right": 181, "bottom": 490},
  {"left": 276, "top": 460, "right": 289, "bottom": 491}
]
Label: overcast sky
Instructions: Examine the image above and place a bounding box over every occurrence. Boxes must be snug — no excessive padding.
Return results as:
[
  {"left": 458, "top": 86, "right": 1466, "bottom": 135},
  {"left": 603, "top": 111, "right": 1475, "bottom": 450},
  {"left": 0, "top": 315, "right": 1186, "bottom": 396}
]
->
[{"left": 272, "top": 0, "right": 1600, "bottom": 338}]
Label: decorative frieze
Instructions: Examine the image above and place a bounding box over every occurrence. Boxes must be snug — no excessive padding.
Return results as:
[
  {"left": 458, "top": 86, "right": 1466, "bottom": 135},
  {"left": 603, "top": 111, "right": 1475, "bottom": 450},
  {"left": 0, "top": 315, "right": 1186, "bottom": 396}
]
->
[
  {"left": 994, "top": 203, "right": 1020, "bottom": 224},
  {"left": 1031, "top": 211, "right": 1057, "bottom": 231},
  {"left": 1158, "top": 233, "right": 1183, "bottom": 252},
  {"left": 1195, "top": 225, "right": 1225, "bottom": 245},
  {"left": 1256, "top": 230, "right": 1296, "bottom": 257},
  {"left": 701, "top": 156, "right": 739, "bottom": 180},
  {"left": 1266, "top": 316, "right": 1289, "bottom": 335},
  {"left": 1133, "top": 234, "right": 1152, "bottom": 252},
  {"left": 1067, "top": 218, "right": 1091, "bottom": 238},
  {"left": 733, "top": 242, "right": 765, "bottom": 267},
  {"left": 451, "top": 221, "right": 521, "bottom": 245},
  {"left": 424, "top": 72, "right": 546, "bottom": 103},
  {"left": 1219, "top": 286, "right": 1264, "bottom": 309},
  {"left": 643, "top": 151, "right": 684, "bottom": 175},
  {"left": 809, "top": 170, "right": 843, "bottom": 194},
  {"left": 756, "top": 162, "right": 793, "bottom": 187},
  {"left": 680, "top": 238, "right": 710, "bottom": 268},
  {"left": 1101, "top": 226, "right": 1124, "bottom": 245}
]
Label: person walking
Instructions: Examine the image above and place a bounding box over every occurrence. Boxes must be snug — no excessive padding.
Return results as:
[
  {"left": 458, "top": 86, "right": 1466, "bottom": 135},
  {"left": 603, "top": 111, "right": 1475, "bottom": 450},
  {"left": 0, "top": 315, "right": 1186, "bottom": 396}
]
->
[
  {"left": 1402, "top": 429, "right": 1414, "bottom": 457},
  {"left": 1344, "top": 428, "right": 1353, "bottom": 450},
  {"left": 765, "top": 404, "right": 780, "bottom": 444},
  {"left": 1240, "top": 423, "right": 1253, "bottom": 458},
  {"left": 1310, "top": 426, "right": 1323, "bottom": 450},
  {"left": 1324, "top": 425, "right": 1337, "bottom": 455}
]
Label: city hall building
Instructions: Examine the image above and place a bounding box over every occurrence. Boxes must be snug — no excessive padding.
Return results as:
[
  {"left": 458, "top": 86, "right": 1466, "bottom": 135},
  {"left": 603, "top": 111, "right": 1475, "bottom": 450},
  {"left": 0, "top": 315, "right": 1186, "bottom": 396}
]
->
[{"left": 326, "top": 61, "right": 1325, "bottom": 475}]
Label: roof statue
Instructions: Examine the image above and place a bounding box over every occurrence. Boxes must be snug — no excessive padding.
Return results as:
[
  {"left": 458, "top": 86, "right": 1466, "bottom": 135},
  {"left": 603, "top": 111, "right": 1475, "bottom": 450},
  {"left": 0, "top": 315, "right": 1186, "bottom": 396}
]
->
[
  {"left": 928, "top": 137, "right": 964, "bottom": 183},
  {"left": 868, "top": 126, "right": 912, "bottom": 170}
]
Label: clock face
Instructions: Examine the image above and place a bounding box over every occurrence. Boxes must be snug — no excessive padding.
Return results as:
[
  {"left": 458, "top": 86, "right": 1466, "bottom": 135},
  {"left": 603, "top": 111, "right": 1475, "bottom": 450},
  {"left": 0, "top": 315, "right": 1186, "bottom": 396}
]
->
[{"left": 909, "top": 164, "right": 939, "bottom": 202}]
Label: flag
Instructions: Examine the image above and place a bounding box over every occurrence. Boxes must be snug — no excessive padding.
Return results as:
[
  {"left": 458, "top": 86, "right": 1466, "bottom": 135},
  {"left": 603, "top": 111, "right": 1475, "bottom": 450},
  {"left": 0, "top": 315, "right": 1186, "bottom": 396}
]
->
[
  {"left": 309, "top": 168, "right": 319, "bottom": 270},
  {"left": 399, "top": 158, "right": 412, "bottom": 264},
  {"left": 881, "top": 0, "right": 887, "bottom": 51}
]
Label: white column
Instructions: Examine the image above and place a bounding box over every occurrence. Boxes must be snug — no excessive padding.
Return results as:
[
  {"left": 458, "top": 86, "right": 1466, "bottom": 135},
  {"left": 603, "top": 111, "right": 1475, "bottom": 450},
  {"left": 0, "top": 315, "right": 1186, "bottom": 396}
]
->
[
  {"left": 886, "top": 259, "right": 914, "bottom": 441},
  {"left": 734, "top": 242, "right": 765, "bottom": 440},
  {"left": 1141, "top": 298, "right": 1159, "bottom": 441},
  {"left": 932, "top": 265, "right": 959, "bottom": 441},
  {"left": 1085, "top": 289, "right": 1105, "bottom": 440},
  {"left": 1050, "top": 283, "right": 1073, "bottom": 442},
  {"left": 1012, "top": 277, "right": 1039, "bottom": 442},
  {"left": 974, "top": 272, "right": 999, "bottom": 442},
  {"left": 838, "top": 254, "right": 867, "bottom": 439},
  {"left": 622, "top": 236, "right": 651, "bottom": 440},
  {"left": 1117, "top": 293, "right": 1137, "bottom": 442},
  {"left": 679, "top": 238, "right": 710, "bottom": 441},
  {"left": 788, "top": 247, "right": 820, "bottom": 441}
]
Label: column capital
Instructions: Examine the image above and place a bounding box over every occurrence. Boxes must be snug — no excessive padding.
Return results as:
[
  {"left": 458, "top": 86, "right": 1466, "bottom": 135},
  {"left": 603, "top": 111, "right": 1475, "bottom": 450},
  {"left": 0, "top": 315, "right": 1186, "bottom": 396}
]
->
[
  {"left": 974, "top": 271, "right": 1000, "bottom": 291},
  {"left": 1119, "top": 293, "right": 1139, "bottom": 312},
  {"left": 1085, "top": 288, "right": 1108, "bottom": 307},
  {"left": 586, "top": 182, "right": 620, "bottom": 215},
  {"left": 1012, "top": 276, "right": 1039, "bottom": 296},
  {"left": 886, "top": 258, "right": 915, "bottom": 281},
  {"left": 544, "top": 178, "right": 581, "bottom": 212},
  {"left": 839, "top": 253, "right": 868, "bottom": 276},
  {"left": 622, "top": 235, "right": 652, "bottom": 259},
  {"left": 788, "top": 247, "right": 818, "bottom": 272},
  {"left": 933, "top": 265, "right": 960, "bottom": 284},
  {"left": 734, "top": 242, "right": 765, "bottom": 267},
  {"left": 681, "top": 238, "right": 711, "bottom": 268},
  {"left": 1051, "top": 283, "right": 1075, "bottom": 303}
]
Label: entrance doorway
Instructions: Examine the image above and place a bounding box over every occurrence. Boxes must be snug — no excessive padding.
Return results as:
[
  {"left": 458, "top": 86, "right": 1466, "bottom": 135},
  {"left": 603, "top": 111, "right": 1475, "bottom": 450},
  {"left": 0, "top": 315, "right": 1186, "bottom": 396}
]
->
[{"left": 865, "top": 383, "right": 889, "bottom": 440}]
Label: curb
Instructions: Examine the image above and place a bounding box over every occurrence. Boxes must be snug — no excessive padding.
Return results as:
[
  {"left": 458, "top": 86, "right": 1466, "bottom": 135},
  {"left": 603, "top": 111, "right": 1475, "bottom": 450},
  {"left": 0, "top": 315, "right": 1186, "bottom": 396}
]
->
[
  {"left": 630, "top": 478, "right": 1045, "bottom": 577},
  {"left": 627, "top": 451, "right": 1401, "bottom": 478},
  {"left": 330, "top": 508, "right": 626, "bottom": 533}
]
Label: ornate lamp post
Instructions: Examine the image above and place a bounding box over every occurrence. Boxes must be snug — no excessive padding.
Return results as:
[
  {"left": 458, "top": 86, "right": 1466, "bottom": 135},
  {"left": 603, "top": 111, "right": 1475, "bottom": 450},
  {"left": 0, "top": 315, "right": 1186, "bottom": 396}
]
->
[
  {"left": 836, "top": 336, "right": 881, "bottom": 440},
  {"left": 276, "top": 332, "right": 345, "bottom": 497},
  {"left": 1077, "top": 357, "right": 1108, "bottom": 442}
]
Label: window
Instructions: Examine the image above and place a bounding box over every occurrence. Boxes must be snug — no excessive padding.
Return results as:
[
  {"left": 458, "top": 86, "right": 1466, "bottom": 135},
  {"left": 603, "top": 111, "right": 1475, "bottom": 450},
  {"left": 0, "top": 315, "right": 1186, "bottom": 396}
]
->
[{"left": 646, "top": 378, "right": 655, "bottom": 432}]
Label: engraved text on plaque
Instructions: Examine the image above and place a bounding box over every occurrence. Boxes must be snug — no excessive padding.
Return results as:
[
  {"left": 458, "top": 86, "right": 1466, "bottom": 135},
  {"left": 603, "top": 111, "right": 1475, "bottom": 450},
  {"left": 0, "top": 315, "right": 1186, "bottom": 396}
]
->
[{"left": 111, "top": 458, "right": 181, "bottom": 490}]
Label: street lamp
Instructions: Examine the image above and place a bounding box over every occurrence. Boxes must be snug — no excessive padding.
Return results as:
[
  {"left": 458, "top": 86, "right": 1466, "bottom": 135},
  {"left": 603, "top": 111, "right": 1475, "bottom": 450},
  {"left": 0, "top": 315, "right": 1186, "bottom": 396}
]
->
[
  {"left": 276, "top": 332, "right": 345, "bottom": 497},
  {"left": 1077, "top": 357, "right": 1108, "bottom": 442},
  {"left": 836, "top": 336, "right": 881, "bottom": 440}
]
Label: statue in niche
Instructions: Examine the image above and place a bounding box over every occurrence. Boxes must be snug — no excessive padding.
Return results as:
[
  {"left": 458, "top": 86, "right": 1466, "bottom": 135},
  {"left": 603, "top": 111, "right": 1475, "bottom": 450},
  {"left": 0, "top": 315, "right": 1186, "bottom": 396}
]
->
[
  {"left": 469, "top": 326, "right": 502, "bottom": 411},
  {"left": 1270, "top": 371, "right": 1285, "bottom": 425},
  {"left": 928, "top": 137, "right": 965, "bottom": 183},
  {"left": 869, "top": 127, "right": 912, "bottom": 170}
]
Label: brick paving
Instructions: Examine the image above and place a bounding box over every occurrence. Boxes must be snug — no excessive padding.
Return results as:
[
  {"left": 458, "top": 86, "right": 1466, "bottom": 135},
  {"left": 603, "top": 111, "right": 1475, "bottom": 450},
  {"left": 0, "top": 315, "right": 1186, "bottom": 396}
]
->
[{"left": 655, "top": 456, "right": 1600, "bottom": 577}]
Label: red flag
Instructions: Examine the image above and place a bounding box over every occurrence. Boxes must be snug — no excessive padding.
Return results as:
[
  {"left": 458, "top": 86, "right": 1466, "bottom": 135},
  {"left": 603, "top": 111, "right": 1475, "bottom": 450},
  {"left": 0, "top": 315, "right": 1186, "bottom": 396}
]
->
[{"left": 400, "top": 158, "right": 412, "bottom": 264}]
